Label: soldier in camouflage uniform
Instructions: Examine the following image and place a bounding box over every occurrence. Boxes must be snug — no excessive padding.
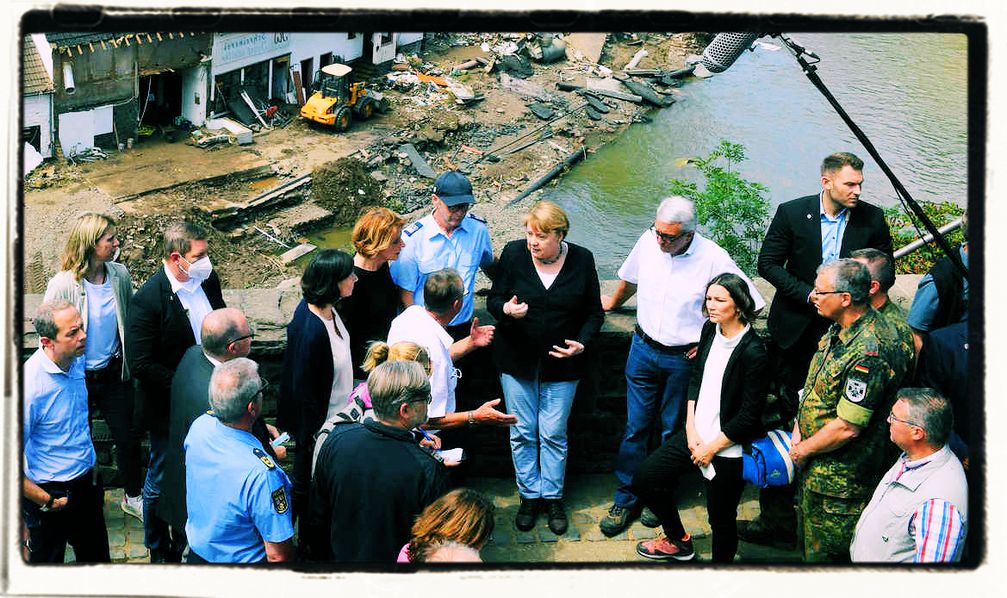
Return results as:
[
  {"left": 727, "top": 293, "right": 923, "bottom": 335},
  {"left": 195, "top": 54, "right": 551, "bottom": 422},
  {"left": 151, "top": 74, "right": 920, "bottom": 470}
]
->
[
  {"left": 788, "top": 259, "right": 910, "bottom": 562},
  {"left": 850, "top": 248, "right": 915, "bottom": 372}
]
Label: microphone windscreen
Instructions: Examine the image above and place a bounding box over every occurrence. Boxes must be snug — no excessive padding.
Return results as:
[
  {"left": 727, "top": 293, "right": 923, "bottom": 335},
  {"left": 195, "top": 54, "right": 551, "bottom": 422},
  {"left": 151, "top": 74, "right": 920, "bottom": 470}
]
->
[{"left": 700, "top": 32, "right": 760, "bottom": 73}]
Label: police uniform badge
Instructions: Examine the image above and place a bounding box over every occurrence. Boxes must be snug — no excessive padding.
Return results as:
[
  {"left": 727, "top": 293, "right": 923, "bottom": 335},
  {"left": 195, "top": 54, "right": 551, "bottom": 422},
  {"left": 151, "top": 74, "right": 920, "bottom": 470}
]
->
[
  {"left": 845, "top": 378, "right": 867, "bottom": 403},
  {"left": 271, "top": 488, "right": 289, "bottom": 514},
  {"left": 404, "top": 221, "right": 423, "bottom": 237},
  {"left": 253, "top": 447, "right": 275, "bottom": 469}
]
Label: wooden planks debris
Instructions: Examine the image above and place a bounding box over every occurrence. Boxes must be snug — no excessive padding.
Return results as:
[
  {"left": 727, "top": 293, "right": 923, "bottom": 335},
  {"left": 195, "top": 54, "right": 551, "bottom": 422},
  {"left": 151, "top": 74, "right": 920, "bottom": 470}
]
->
[{"left": 280, "top": 243, "right": 317, "bottom": 265}]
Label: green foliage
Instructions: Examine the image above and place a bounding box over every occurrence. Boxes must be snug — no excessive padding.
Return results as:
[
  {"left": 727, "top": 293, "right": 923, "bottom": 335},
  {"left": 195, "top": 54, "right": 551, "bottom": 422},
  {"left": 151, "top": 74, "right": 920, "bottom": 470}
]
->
[
  {"left": 884, "top": 200, "right": 965, "bottom": 274},
  {"left": 667, "top": 140, "right": 770, "bottom": 275}
]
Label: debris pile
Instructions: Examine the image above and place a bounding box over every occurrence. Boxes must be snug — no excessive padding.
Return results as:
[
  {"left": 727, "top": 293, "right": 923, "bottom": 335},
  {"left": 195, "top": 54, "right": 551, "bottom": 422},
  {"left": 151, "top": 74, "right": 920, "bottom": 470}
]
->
[{"left": 310, "top": 158, "right": 385, "bottom": 226}]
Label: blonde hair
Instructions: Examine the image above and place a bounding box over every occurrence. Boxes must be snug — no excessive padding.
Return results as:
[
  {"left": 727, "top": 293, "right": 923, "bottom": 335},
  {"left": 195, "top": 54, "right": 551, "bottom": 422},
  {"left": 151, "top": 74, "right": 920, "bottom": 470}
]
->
[
  {"left": 522, "top": 200, "right": 569, "bottom": 238},
  {"left": 59, "top": 212, "right": 116, "bottom": 281},
  {"left": 352, "top": 207, "right": 406, "bottom": 258},
  {"left": 362, "top": 340, "right": 431, "bottom": 376}
]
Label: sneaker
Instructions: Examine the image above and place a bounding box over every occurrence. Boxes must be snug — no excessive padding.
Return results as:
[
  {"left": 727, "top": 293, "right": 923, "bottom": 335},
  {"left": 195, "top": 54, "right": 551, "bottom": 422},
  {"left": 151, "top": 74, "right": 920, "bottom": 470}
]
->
[
  {"left": 737, "top": 519, "right": 796, "bottom": 550},
  {"left": 121, "top": 493, "right": 143, "bottom": 522},
  {"left": 545, "top": 499, "right": 568, "bottom": 535},
  {"left": 515, "top": 497, "right": 540, "bottom": 532},
  {"left": 636, "top": 535, "right": 696, "bottom": 561},
  {"left": 599, "top": 504, "right": 639, "bottom": 537},
  {"left": 640, "top": 506, "right": 661, "bottom": 528}
]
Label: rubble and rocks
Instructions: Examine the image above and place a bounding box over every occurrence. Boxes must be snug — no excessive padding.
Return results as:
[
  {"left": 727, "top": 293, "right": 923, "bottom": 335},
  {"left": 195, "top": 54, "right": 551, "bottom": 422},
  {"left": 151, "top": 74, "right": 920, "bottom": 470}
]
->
[{"left": 310, "top": 158, "right": 385, "bottom": 227}]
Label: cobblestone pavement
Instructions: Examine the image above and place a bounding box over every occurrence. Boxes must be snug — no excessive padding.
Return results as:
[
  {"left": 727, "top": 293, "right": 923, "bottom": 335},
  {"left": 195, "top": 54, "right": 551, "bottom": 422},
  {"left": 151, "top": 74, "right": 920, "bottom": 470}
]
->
[{"left": 77, "top": 473, "right": 800, "bottom": 565}]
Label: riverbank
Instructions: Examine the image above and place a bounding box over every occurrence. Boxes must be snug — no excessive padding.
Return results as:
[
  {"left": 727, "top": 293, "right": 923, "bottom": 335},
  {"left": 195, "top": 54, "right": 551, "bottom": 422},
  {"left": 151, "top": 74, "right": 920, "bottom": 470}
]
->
[{"left": 22, "top": 32, "right": 703, "bottom": 293}]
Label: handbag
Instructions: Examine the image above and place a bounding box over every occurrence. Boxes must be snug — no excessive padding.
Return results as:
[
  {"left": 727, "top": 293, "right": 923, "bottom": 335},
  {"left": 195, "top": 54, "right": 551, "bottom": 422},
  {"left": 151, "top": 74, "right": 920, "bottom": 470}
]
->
[{"left": 742, "top": 429, "right": 795, "bottom": 488}]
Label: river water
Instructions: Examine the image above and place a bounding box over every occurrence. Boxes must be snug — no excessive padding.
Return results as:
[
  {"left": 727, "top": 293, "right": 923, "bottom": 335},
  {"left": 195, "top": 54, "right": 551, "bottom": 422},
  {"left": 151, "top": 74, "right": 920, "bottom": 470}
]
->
[{"left": 545, "top": 32, "right": 969, "bottom": 277}]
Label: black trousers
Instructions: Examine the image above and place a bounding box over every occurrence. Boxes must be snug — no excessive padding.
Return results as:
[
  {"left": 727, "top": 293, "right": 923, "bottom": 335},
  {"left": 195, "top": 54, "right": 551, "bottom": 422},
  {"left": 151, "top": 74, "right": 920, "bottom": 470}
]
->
[
  {"left": 85, "top": 362, "right": 143, "bottom": 496},
  {"left": 290, "top": 432, "right": 315, "bottom": 524},
  {"left": 632, "top": 430, "right": 745, "bottom": 563},
  {"left": 22, "top": 470, "right": 110, "bottom": 563}
]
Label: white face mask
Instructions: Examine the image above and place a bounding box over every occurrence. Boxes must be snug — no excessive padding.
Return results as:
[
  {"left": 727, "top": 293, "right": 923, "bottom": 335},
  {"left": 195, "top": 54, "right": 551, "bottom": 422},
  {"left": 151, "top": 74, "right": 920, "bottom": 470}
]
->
[{"left": 180, "top": 255, "right": 213, "bottom": 283}]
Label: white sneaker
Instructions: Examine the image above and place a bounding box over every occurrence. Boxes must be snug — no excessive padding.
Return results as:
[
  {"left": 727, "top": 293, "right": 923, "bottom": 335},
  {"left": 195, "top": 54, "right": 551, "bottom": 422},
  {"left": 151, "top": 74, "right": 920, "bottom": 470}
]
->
[{"left": 121, "top": 493, "right": 143, "bottom": 522}]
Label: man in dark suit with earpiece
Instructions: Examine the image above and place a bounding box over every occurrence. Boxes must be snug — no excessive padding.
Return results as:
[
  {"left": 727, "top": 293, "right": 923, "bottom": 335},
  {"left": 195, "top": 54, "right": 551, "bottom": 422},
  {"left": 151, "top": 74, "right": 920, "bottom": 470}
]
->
[{"left": 741, "top": 152, "right": 893, "bottom": 548}]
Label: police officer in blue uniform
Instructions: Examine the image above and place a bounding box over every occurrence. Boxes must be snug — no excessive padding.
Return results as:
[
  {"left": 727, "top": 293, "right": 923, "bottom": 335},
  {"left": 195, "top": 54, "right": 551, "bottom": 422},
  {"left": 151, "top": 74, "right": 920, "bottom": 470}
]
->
[
  {"left": 183, "top": 358, "right": 294, "bottom": 563},
  {"left": 391, "top": 170, "right": 495, "bottom": 340},
  {"left": 22, "top": 301, "right": 110, "bottom": 563}
]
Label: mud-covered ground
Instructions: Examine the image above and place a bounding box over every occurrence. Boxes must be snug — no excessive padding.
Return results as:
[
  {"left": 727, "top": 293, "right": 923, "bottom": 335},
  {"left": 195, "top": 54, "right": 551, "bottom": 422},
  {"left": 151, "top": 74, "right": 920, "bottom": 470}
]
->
[{"left": 22, "top": 33, "right": 703, "bottom": 293}]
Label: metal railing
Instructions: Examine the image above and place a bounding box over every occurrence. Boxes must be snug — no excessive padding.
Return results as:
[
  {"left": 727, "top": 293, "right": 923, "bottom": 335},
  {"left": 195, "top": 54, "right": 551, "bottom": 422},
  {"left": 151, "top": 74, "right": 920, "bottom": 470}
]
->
[{"left": 893, "top": 218, "right": 963, "bottom": 260}]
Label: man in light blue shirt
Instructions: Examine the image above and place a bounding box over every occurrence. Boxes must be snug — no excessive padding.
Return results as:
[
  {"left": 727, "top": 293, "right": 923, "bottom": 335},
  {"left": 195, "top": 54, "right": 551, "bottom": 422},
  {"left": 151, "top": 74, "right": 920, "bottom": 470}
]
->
[
  {"left": 22, "top": 301, "right": 109, "bottom": 563},
  {"left": 184, "top": 358, "right": 294, "bottom": 563},
  {"left": 391, "top": 171, "right": 495, "bottom": 339}
]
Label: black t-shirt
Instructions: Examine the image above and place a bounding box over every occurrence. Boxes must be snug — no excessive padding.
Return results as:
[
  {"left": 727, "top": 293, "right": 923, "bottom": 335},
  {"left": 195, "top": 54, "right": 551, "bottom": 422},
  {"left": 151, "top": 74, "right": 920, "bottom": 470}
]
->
[{"left": 338, "top": 262, "right": 400, "bottom": 379}]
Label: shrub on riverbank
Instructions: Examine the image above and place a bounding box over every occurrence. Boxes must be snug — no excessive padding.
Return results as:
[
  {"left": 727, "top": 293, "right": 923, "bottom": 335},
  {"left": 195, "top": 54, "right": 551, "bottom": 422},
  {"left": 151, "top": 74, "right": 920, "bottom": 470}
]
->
[
  {"left": 885, "top": 200, "right": 966, "bottom": 274},
  {"left": 667, "top": 140, "right": 770, "bottom": 275}
]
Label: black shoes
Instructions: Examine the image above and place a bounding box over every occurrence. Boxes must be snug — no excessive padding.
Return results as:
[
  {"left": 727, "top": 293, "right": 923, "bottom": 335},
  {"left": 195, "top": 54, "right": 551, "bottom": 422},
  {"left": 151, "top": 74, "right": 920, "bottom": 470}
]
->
[
  {"left": 639, "top": 506, "right": 661, "bottom": 528},
  {"left": 515, "top": 497, "right": 540, "bottom": 532},
  {"left": 737, "top": 519, "right": 797, "bottom": 550},
  {"left": 545, "top": 499, "right": 568, "bottom": 535},
  {"left": 516, "top": 497, "right": 568, "bottom": 535},
  {"left": 600, "top": 504, "right": 640, "bottom": 537}
]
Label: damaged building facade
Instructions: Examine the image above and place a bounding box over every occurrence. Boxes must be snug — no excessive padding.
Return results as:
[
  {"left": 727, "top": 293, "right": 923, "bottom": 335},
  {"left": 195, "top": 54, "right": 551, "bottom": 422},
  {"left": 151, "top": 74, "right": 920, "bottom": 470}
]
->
[{"left": 40, "top": 31, "right": 426, "bottom": 158}]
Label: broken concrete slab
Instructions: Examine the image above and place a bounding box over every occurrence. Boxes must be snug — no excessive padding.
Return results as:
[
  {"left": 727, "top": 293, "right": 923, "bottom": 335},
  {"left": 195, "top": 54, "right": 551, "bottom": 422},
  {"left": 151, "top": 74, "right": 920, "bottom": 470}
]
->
[
  {"left": 399, "top": 143, "right": 437, "bottom": 178},
  {"left": 564, "top": 33, "right": 607, "bottom": 64},
  {"left": 500, "top": 72, "right": 557, "bottom": 102},
  {"left": 280, "top": 243, "right": 317, "bottom": 265},
  {"left": 585, "top": 78, "right": 644, "bottom": 103}
]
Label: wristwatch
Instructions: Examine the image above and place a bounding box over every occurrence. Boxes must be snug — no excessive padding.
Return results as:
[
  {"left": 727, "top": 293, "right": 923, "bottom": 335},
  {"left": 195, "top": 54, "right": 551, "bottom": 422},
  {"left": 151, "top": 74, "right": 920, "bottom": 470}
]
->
[
  {"left": 39, "top": 495, "right": 54, "bottom": 512},
  {"left": 467, "top": 411, "right": 475, "bottom": 426}
]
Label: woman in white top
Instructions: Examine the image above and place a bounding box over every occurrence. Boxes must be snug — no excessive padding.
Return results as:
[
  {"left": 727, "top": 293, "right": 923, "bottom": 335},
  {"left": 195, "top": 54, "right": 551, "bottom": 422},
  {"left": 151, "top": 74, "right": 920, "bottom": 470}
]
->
[
  {"left": 278, "top": 249, "right": 356, "bottom": 520},
  {"left": 43, "top": 212, "right": 144, "bottom": 521},
  {"left": 632, "top": 273, "right": 769, "bottom": 563}
]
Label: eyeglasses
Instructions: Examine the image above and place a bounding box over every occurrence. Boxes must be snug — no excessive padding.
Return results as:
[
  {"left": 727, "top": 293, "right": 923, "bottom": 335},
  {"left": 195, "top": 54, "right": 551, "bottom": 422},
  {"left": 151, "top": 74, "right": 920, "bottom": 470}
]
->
[
  {"left": 650, "top": 226, "right": 691, "bottom": 244},
  {"left": 228, "top": 333, "right": 255, "bottom": 345},
  {"left": 887, "top": 412, "right": 921, "bottom": 428},
  {"left": 254, "top": 379, "right": 270, "bottom": 399},
  {"left": 812, "top": 288, "right": 847, "bottom": 296}
]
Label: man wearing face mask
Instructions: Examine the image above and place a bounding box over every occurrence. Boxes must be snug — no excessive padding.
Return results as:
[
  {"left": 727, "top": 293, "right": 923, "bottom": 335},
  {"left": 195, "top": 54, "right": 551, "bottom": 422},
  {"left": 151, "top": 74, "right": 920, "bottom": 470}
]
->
[{"left": 127, "top": 220, "right": 225, "bottom": 563}]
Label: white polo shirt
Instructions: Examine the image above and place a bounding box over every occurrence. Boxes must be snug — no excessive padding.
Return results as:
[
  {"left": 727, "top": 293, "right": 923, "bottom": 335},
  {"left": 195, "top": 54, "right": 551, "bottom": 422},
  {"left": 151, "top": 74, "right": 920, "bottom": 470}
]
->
[
  {"left": 165, "top": 264, "right": 213, "bottom": 345},
  {"left": 618, "top": 229, "right": 765, "bottom": 346},
  {"left": 386, "top": 305, "right": 455, "bottom": 418}
]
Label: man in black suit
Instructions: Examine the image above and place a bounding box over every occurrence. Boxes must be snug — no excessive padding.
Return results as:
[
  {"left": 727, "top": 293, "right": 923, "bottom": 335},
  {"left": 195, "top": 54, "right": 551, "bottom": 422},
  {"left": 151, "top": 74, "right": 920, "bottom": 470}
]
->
[
  {"left": 157, "top": 307, "right": 287, "bottom": 552},
  {"left": 743, "top": 152, "right": 893, "bottom": 547},
  {"left": 126, "top": 221, "right": 225, "bottom": 563}
]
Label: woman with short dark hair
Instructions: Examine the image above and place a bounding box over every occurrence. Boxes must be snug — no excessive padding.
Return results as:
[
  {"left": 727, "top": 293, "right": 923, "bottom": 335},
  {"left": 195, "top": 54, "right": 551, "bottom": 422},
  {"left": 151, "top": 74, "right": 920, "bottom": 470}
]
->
[
  {"left": 278, "top": 249, "right": 357, "bottom": 521},
  {"left": 632, "top": 272, "right": 768, "bottom": 563}
]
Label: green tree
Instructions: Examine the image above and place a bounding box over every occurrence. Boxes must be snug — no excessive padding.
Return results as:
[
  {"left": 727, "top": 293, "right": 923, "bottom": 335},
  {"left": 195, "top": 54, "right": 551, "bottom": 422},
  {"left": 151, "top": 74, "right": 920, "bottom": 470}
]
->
[
  {"left": 885, "top": 200, "right": 965, "bottom": 274},
  {"left": 668, "top": 140, "right": 770, "bottom": 275}
]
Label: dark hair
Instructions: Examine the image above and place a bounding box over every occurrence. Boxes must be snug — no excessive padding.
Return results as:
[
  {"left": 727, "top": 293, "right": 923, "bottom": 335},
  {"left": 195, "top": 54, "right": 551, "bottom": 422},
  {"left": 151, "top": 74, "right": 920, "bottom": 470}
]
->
[
  {"left": 702, "top": 272, "right": 757, "bottom": 324},
  {"left": 301, "top": 249, "right": 353, "bottom": 306},
  {"left": 897, "top": 388, "right": 953, "bottom": 447},
  {"left": 162, "top": 220, "right": 208, "bottom": 259},
  {"left": 850, "top": 248, "right": 896, "bottom": 293},
  {"left": 423, "top": 268, "right": 464, "bottom": 314},
  {"left": 821, "top": 152, "right": 864, "bottom": 175}
]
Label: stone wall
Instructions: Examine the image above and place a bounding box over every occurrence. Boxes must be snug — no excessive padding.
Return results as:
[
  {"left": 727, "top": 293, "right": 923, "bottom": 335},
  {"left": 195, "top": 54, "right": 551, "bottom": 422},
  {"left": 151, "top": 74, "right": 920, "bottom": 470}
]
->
[{"left": 20, "top": 275, "right": 922, "bottom": 483}]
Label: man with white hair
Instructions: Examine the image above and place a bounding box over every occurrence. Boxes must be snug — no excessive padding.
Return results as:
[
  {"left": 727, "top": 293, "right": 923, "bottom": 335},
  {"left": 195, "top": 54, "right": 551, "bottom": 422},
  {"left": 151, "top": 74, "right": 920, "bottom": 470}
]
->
[
  {"left": 183, "top": 358, "right": 294, "bottom": 563},
  {"left": 599, "top": 196, "right": 765, "bottom": 536}
]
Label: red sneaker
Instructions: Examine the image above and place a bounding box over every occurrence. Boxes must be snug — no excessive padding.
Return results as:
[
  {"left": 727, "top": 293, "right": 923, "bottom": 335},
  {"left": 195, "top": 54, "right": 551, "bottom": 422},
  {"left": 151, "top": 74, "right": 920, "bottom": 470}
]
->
[{"left": 636, "top": 535, "right": 696, "bottom": 561}]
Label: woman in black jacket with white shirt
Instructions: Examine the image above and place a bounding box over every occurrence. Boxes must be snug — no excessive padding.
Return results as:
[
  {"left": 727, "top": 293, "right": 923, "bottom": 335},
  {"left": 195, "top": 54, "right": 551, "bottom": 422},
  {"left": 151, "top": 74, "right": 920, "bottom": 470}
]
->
[
  {"left": 487, "top": 201, "right": 603, "bottom": 536},
  {"left": 632, "top": 272, "right": 768, "bottom": 563}
]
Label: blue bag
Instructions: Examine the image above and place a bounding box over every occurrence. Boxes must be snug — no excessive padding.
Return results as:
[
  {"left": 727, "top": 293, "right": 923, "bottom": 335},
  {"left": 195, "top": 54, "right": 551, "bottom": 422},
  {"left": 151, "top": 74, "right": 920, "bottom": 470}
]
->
[{"left": 742, "top": 429, "right": 795, "bottom": 488}]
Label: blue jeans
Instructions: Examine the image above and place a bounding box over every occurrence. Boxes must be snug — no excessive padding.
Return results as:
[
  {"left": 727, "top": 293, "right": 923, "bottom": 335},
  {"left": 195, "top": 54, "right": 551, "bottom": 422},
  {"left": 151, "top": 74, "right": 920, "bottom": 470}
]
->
[
  {"left": 613, "top": 334, "right": 694, "bottom": 508},
  {"left": 500, "top": 373, "right": 579, "bottom": 500},
  {"left": 143, "top": 431, "right": 185, "bottom": 554}
]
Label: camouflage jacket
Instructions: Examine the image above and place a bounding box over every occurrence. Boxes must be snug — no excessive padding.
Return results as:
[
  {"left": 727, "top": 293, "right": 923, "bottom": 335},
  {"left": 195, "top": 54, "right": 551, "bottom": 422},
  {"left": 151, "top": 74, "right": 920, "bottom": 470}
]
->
[
  {"left": 798, "top": 308, "right": 908, "bottom": 499},
  {"left": 876, "top": 300, "right": 915, "bottom": 385}
]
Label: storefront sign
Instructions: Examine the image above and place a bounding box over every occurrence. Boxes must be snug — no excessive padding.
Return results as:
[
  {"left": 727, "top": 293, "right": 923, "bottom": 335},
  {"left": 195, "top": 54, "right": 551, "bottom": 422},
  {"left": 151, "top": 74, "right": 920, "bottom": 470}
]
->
[{"left": 213, "top": 33, "right": 291, "bottom": 70}]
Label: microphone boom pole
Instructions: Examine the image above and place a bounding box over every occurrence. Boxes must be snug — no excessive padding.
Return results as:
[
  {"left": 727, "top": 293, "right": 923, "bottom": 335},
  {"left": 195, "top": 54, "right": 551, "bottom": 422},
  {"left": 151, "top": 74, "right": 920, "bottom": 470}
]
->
[{"left": 774, "top": 33, "right": 967, "bottom": 277}]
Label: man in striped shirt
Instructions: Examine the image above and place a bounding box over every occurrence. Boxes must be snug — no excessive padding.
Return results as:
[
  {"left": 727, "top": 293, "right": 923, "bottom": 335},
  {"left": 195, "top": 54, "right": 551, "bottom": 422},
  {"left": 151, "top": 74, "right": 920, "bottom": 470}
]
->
[{"left": 851, "top": 388, "right": 968, "bottom": 562}]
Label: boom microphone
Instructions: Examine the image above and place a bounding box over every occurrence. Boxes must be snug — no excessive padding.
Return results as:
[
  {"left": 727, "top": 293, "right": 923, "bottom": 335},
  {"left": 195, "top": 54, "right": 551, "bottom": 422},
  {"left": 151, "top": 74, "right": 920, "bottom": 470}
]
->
[{"left": 700, "top": 32, "right": 761, "bottom": 73}]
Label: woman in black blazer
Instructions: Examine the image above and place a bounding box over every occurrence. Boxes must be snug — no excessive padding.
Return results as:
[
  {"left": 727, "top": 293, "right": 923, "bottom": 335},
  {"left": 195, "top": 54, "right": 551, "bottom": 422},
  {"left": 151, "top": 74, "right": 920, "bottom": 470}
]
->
[
  {"left": 278, "top": 249, "right": 357, "bottom": 521},
  {"left": 487, "top": 201, "right": 603, "bottom": 536},
  {"left": 632, "top": 272, "right": 769, "bottom": 563}
]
